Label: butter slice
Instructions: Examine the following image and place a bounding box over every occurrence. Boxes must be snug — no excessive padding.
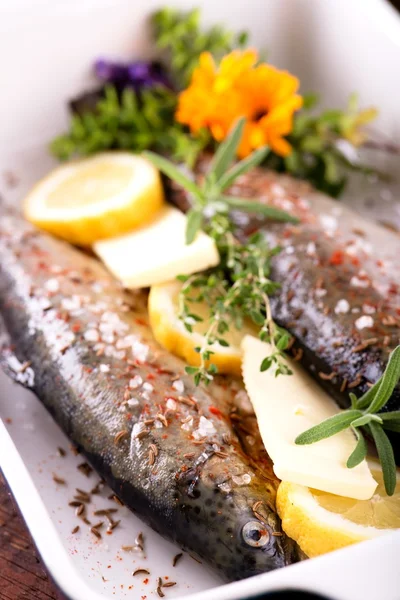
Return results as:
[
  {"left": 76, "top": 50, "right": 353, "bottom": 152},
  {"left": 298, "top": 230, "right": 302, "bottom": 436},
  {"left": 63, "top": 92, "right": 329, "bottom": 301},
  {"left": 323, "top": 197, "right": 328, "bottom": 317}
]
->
[
  {"left": 94, "top": 206, "right": 219, "bottom": 289},
  {"left": 241, "top": 335, "right": 377, "bottom": 500}
]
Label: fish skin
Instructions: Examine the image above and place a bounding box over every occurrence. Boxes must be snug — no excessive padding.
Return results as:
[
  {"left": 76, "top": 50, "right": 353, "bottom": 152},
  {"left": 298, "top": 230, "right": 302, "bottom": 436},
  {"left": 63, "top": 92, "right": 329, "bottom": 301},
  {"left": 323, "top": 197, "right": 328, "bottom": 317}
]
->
[
  {"left": 0, "top": 209, "right": 296, "bottom": 581},
  {"left": 166, "top": 160, "right": 400, "bottom": 459}
]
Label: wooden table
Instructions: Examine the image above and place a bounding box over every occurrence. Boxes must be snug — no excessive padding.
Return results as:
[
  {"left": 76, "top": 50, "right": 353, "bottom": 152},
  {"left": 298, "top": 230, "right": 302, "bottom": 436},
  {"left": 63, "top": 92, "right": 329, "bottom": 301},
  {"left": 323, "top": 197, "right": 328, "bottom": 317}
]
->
[{"left": 0, "top": 472, "right": 62, "bottom": 600}]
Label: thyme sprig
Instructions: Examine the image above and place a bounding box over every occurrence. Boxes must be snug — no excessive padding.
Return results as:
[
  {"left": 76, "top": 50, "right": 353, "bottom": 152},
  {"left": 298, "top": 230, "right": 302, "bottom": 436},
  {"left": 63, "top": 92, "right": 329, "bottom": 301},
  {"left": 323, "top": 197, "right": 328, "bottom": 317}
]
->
[
  {"left": 296, "top": 346, "right": 400, "bottom": 495},
  {"left": 144, "top": 118, "right": 298, "bottom": 384}
]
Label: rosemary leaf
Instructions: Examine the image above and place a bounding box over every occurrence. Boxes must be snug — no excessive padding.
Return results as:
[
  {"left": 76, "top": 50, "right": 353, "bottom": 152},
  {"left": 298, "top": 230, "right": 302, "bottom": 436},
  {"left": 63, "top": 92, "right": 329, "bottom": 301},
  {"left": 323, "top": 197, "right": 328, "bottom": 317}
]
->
[
  {"left": 369, "top": 423, "right": 397, "bottom": 496},
  {"left": 218, "top": 146, "right": 270, "bottom": 191},
  {"left": 221, "top": 196, "right": 299, "bottom": 223},
  {"left": 295, "top": 410, "right": 362, "bottom": 445},
  {"left": 185, "top": 209, "right": 203, "bottom": 244},
  {"left": 368, "top": 346, "right": 400, "bottom": 414},
  {"left": 210, "top": 118, "right": 246, "bottom": 180},
  {"left": 346, "top": 428, "right": 368, "bottom": 469},
  {"left": 143, "top": 151, "right": 202, "bottom": 200}
]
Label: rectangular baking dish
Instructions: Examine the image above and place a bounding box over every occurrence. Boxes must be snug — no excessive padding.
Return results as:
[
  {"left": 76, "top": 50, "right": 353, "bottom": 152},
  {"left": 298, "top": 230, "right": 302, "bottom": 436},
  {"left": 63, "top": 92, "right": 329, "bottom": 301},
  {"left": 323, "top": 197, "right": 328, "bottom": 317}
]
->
[{"left": 1, "top": 1, "right": 400, "bottom": 599}]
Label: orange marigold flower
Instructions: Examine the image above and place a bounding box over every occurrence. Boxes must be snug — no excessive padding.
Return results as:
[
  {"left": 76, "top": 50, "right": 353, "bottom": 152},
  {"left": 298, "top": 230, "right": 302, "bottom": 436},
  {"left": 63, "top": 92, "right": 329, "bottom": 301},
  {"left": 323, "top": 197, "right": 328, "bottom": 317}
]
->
[{"left": 176, "top": 50, "right": 303, "bottom": 158}]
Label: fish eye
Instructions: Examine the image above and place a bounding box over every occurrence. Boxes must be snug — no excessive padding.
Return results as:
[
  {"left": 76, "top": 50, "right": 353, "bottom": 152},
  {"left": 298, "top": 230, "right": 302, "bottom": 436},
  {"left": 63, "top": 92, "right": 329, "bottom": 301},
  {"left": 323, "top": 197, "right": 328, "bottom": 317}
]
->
[{"left": 242, "top": 520, "right": 270, "bottom": 547}]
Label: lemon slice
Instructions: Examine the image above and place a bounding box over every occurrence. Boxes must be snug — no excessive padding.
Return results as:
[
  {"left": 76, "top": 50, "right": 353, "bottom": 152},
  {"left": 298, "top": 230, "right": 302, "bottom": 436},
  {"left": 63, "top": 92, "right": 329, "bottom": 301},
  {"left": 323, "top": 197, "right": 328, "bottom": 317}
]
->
[
  {"left": 148, "top": 280, "right": 256, "bottom": 376},
  {"left": 23, "top": 152, "right": 165, "bottom": 245},
  {"left": 276, "top": 461, "right": 400, "bottom": 558}
]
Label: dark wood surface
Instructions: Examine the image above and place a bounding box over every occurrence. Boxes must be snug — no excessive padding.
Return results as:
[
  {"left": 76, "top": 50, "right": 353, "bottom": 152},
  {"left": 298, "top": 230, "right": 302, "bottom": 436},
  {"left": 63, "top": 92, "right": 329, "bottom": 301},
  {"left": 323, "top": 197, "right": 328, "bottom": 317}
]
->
[{"left": 0, "top": 472, "right": 62, "bottom": 600}]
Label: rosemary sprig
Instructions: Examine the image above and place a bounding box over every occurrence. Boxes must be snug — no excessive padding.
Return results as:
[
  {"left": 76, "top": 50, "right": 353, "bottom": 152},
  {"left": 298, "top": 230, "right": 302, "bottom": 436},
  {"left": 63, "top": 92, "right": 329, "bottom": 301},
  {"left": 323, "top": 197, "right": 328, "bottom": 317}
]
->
[
  {"left": 144, "top": 118, "right": 298, "bottom": 384},
  {"left": 295, "top": 346, "right": 400, "bottom": 495}
]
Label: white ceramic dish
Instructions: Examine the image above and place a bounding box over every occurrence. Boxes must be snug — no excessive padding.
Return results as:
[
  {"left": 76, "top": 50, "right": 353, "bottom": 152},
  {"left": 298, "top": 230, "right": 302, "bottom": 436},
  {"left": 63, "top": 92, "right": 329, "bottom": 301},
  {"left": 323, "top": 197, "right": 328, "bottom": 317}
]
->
[{"left": 1, "top": 1, "right": 400, "bottom": 599}]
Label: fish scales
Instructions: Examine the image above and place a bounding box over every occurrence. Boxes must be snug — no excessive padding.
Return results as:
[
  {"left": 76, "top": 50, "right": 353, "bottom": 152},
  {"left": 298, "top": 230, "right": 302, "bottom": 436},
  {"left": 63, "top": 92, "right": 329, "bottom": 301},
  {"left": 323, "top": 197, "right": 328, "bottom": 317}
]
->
[
  {"left": 0, "top": 208, "right": 296, "bottom": 580},
  {"left": 166, "top": 158, "right": 400, "bottom": 459}
]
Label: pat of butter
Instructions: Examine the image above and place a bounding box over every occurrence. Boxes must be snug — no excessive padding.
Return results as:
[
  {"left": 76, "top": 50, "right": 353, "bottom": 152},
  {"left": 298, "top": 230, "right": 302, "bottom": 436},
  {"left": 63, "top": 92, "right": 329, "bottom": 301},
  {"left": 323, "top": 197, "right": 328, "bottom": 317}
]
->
[
  {"left": 94, "top": 206, "right": 219, "bottom": 289},
  {"left": 241, "top": 335, "right": 377, "bottom": 500}
]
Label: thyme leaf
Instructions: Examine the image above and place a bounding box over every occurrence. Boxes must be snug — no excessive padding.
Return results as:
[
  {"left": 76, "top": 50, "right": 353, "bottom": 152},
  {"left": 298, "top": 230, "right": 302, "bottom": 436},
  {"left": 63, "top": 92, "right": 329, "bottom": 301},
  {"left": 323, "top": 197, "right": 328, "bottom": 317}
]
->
[{"left": 145, "top": 118, "right": 298, "bottom": 385}]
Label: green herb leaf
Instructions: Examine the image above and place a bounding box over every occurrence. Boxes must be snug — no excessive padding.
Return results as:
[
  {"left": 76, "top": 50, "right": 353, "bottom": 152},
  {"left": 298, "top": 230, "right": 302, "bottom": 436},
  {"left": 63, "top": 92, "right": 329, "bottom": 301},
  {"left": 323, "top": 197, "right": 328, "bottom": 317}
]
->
[
  {"left": 380, "top": 411, "right": 400, "bottom": 421},
  {"left": 142, "top": 151, "right": 202, "bottom": 200},
  {"left": 369, "top": 422, "right": 397, "bottom": 496},
  {"left": 209, "top": 118, "right": 246, "bottom": 180},
  {"left": 295, "top": 410, "right": 362, "bottom": 445},
  {"left": 185, "top": 209, "right": 204, "bottom": 244},
  {"left": 346, "top": 428, "right": 368, "bottom": 468},
  {"left": 382, "top": 421, "right": 400, "bottom": 433},
  {"left": 368, "top": 346, "right": 400, "bottom": 414},
  {"left": 351, "top": 414, "right": 383, "bottom": 428},
  {"left": 218, "top": 146, "right": 269, "bottom": 191},
  {"left": 220, "top": 196, "right": 299, "bottom": 223}
]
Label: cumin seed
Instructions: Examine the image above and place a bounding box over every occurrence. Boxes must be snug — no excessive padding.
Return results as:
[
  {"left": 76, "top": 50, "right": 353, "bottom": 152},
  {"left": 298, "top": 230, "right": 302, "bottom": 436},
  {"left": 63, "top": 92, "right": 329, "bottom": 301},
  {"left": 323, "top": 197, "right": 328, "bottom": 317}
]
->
[
  {"left": 135, "top": 532, "right": 144, "bottom": 550},
  {"left": 340, "top": 378, "right": 348, "bottom": 393},
  {"left": 383, "top": 335, "right": 391, "bottom": 347},
  {"left": 121, "top": 545, "right": 134, "bottom": 551},
  {"left": 52, "top": 474, "right": 66, "bottom": 485},
  {"left": 157, "top": 578, "right": 165, "bottom": 597},
  {"left": 75, "top": 504, "right": 84, "bottom": 516},
  {"left": 149, "top": 443, "right": 158, "bottom": 457},
  {"left": 272, "top": 531, "right": 283, "bottom": 537},
  {"left": 19, "top": 360, "right": 32, "bottom": 373},
  {"left": 252, "top": 501, "right": 263, "bottom": 513},
  {"left": 57, "top": 447, "right": 66, "bottom": 457},
  {"left": 74, "top": 495, "right": 90, "bottom": 504},
  {"left": 108, "top": 494, "right": 124, "bottom": 506},
  {"left": 148, "top": 448, "right": 155, "bottom": 466},
  {"left": 183, "top": 452, "right": 195, "bottom": 459},
  {"left": 352, "top": 338, "right": 378, "bottom": 353},
  {"left": 109, "top": 519, "right": 120, "bottom": 531},
  {"left": 77, "top": 462, "right": 93, "bottom": 477},
  {"left": 90, "top": 527, "right": 102, "bottom": 539},
  {"left": 348, "top": 376, "right": 362, "bottom": 389},
  {"left": 68, "top": 501, "right": 82, "bottom": 507},
  {"left": 156, "top": 413, "right": 168, "bottom": 427},
  {"left": 81, "top": 517, "right": 91, "bottom": 525},
  {"left": 71, "top": 525, "right": 80, "bottom": 534},
  {"left": 318, "top": 371, "right": 336, "bottom": 381},
  {"left": 172, "top": 552, "right": 183, "bottom": 567},
  {"left": 163, "top": 582, "right": 177, "bottom": 588},
  {"left": 133, "top": 569, "right": 150, "bottom": 576},
  {"left": 144, "top": 419, "right": 155, "bottom": 426},
  {"left": 94, "top": 508, "right": 118, "bottom": 516},
  {"left": 214, "top": 451, "right": 229, "bottom": 459},
  {"left": 92, "top": 521, "right": 104, "bottom": 530},
  {"left": 114, "top": 430, "right": 129, "bottom": 445}
]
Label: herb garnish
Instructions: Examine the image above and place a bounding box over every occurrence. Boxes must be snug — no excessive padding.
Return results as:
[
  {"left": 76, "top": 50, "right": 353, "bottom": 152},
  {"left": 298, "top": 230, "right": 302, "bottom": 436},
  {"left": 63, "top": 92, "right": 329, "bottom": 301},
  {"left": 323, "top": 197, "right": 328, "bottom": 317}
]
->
[
  {"left": 144, "top": 118, "right": 298, "bottom": 385},
  {"left": 295, "top": 345, "right": 400, "bottom": 496}
]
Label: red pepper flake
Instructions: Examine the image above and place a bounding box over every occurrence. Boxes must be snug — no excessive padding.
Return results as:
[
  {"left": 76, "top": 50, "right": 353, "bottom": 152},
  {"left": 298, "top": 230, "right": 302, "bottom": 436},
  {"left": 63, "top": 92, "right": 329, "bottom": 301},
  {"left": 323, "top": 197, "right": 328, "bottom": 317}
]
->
[
  {"left": 72, "top": 322, "right": 81, "bottom": 333},
  {"left": 135, "top": 318, "right": 148, "bottom": 327},
  {"left": 143, "top": 578, "right": 149, "bottom": 585},
  {"left": 350, "top": 256, "right": 360, "bottom": 267},
  {"left": 328, "top": 250, "right": 345, "bottom": 266},
  {"left": 209, "top": 406, "right": 223, "bottom": 419},
  {"left": 147, "top": 373, "right": 155, "bottom": 380}
]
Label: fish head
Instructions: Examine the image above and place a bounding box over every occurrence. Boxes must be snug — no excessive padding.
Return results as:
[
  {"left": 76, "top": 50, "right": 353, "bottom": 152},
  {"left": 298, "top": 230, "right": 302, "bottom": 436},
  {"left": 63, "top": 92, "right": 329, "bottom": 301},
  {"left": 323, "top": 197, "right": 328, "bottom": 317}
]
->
[{"left": 174, "top": 449, "right": 296, "bottom": 580}]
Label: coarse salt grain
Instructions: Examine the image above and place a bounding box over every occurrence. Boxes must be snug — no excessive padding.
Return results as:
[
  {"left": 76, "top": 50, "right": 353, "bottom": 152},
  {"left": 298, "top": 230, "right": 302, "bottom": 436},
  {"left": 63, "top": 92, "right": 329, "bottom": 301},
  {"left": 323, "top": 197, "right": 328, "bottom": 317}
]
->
[
  {"left": 142, "top": 382, "right": 154, "bottom": 394},
  {"left": 84, "top": 329, "right": 100, "bottom": 342},
  {"left": 166, "top": 398, "right": 177, "bottom": 411},
  {"left": 315, "top": 288, "right": 327, "bottom": 298},
  {"left": 99, "top": 364, "right": 110, "bottom": 373},
  {"left": 181, "top": 418, "right": 193, "bottom": 432},
  {"left": 362, "top": 303, "right": 376, "bottom": 315},
  {"left": 172, "top": 380, "right": 185, "bottom": 394},
  {"left": 350, "top": 275, "right": 370, "bottom": 289},
  {"left": 193, "top": 416, "right": 217, "bottom": 440},
  {"left": 334, "top": 299, "right": 350, "bottom": 314},
  {"left": 129, "top": 375, "right": 143, "bottom": 389},
  {"left": 232, "top": 474, "right": 252, "bottom": 486},
  {"left": 306, "top": 241, "right": 316, "bottom": 256},
  {"left": 355, "top": 315, "right": 374, "bottom": 330},
  {"left": 45, "top": 278, "right": 60, "bottom": 293}
]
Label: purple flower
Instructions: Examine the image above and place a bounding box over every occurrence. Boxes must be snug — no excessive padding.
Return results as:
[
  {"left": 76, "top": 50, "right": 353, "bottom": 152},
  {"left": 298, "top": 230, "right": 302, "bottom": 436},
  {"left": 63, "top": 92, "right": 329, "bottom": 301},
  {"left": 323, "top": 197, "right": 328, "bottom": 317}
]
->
[{"left": 94, "top": 59, "right": 172, "bottom": 91}]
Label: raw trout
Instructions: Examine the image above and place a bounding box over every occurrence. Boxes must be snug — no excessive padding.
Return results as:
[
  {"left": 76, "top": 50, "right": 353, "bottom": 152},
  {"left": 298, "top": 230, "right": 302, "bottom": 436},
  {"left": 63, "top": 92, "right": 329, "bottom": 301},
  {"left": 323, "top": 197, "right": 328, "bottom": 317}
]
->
[
  {"left": 0, "top": 207, "right": 296, "bottom": 581},
  {"left": 167, "top": 159, "right": 400, "bottom": 461}
]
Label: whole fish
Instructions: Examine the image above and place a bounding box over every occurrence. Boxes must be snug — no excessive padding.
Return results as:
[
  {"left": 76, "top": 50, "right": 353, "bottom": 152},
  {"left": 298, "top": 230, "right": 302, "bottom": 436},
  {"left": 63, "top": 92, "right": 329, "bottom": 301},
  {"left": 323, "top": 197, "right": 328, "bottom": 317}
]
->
[
  {"left": 0, "top": 207, "right": 296, "bottom": 581},
  {"left": 167, "top": 158, "right": 400, "bottom": 460}
]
